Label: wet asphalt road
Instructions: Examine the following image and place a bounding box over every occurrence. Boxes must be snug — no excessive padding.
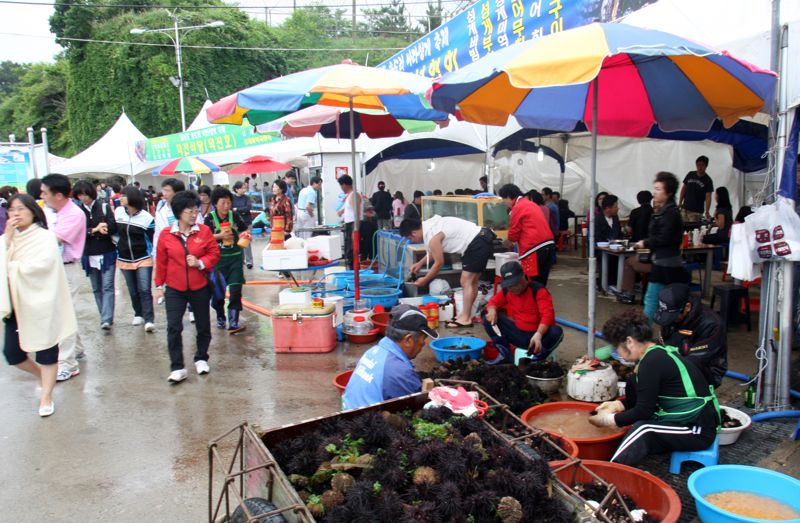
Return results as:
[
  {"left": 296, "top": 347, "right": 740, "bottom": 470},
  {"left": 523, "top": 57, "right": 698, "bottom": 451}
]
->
[{"left": 0, "top": 239, "right": 789, "bottom": 521}]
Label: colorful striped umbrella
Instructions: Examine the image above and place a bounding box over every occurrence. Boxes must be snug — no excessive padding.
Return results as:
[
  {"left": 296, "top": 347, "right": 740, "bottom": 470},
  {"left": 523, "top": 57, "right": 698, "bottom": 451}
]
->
[
  {"left": 207, "top": 60, "right": 444, "bottom": 299},
  {"left": 430, "top": 23, "right": 777, "bottom": 356},
  {"left": 153, "top": 156, "right": 221, "bottom": 176},
  {"left": 227, "top": 155, "right": 292, "bottom": 175},
  {"left": 431, "top": 23, "right": 777, "bottom": 137},
  {"left": 255, "top": 105, "right": 446, "bottom": 139}
]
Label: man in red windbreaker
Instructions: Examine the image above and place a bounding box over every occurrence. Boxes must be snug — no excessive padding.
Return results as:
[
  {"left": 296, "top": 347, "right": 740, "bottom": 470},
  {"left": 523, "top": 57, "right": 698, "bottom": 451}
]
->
[
  {"left": 483, "top": 261, "right": 564, "bottom": 364},
  {"left": 498, "top": 184, "right": 555, "bottom": 285}
]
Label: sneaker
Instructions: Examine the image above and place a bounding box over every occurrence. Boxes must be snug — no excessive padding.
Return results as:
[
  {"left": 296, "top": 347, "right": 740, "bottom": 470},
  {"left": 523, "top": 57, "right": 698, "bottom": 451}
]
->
[
  {"left": 195, "top": 360, "right": 210, "bottom": 375},
  {"left": 101, "top": 322, "right": 112, "bottom": 330},
  {"left": 168, "top": 369, "right": 187, "bottom": 383},
  {"left": 56, "top": 368, "right": 80, "bottom": 382},
  {"left": 189, "top": 312, "right": 196, "bottom": 323},
  {"left": 132, "top": 316, "right": 145, "bottom": 326},
  {"left": 144, "top": 322, "right": 155, "bottom": 333},
  {"left": 246, "top": 263, "right": 253, "bottom": 269}
]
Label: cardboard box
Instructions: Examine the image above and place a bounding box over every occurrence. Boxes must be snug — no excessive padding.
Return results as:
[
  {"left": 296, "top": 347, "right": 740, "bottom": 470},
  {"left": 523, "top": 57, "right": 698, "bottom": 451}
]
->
[
  {"left": 305, "top": 235, "right": 343, "bottom": 261},
  {"left": 262, "top": 247, "right": 308, "bottom": 270}
]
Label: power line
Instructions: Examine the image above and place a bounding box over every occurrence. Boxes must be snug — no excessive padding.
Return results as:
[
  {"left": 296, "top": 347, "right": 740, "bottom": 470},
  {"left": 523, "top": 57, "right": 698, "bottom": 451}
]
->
[
  {"left": 0, "top": 0, "right": 465, "bottom": 9},
  {"left": 0, "top": 31, "right": 408, "bottom": 51}
]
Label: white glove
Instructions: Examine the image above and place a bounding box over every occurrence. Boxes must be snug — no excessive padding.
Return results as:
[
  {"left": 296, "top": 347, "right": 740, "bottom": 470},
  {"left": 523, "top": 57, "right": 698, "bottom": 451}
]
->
[
  {"left": 596, "top": 400, "right": 624, "bottom": 414},
  {"left": 588, "top": 410, "right": 618, "bottom": 428}
]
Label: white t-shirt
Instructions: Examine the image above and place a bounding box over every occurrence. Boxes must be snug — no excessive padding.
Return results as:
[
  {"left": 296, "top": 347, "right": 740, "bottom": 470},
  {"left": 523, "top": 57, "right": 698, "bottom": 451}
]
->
[
  {"left": 342, "top": 192, "right": 363, "bottom": 224},
  {"left": 422, "top": 215, "right": 482, "bottom": 255}
]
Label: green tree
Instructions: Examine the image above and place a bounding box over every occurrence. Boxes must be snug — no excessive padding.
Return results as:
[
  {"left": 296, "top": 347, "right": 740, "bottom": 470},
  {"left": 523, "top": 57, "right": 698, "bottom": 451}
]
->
[
  {"left": 0, "top": 61, "right": 30, "bottom": 98},
  {"left": 418, "top": 0, "right": 444, "bottom": 34},
  {"left": 0, "top": 59, "right": 71, "bottom": 155},
  {"left": 362, "top": 0, "right": 419, "bottom": 38},
  {"left": 59, "top": 5, "right": 286, "bottom": 151}
]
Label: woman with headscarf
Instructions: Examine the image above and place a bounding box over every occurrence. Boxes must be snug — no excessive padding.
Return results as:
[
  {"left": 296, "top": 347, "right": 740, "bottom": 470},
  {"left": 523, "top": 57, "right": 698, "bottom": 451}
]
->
[{"left": 1, "top": 194, "right": 77, "bottom": 416}]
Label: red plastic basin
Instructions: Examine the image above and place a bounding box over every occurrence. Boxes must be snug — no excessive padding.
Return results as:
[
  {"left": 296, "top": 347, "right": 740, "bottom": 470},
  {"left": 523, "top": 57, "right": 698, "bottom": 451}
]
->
[
  {"left": 552, "top": 459, "right": 681, "bottom": 523},
  {"left": 332, "top": 369, "right": 353, "bottom": 396},
  {"left": 544, "top": 431, "right": 579, "bottom": 465},
  {"left": 371, "top": 312, "right": 390, "bottom": 335},
  {"left": 521, "top": 401, "right": 627, "bottom": 460}
]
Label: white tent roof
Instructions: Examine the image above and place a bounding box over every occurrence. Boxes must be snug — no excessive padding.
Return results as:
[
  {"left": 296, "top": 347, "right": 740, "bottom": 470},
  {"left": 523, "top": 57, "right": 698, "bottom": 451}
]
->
[
  {"left": 186, "top": 100, "right": 214, "bottom": 131},
  {"left": 58, "top": 112, "right": 160, "bottom": 177}
]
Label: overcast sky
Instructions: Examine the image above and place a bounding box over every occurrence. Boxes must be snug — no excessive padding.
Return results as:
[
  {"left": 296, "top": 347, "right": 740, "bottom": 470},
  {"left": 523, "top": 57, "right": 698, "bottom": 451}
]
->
[{"left": 0, "top": 0, "right": 452, "bottom": 64}]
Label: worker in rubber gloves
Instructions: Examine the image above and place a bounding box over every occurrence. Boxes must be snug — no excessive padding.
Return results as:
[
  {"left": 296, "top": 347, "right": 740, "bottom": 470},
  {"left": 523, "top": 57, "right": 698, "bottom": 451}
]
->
[
  {"left": 653, "top": 283, "right": 728, "bottom": 389},
  {"left": 343, "top": 305, "right": 438, "bottom": 410},
  {"left": 589, "top": 309, "right": 720, "bottom": 466},
  {"left": 483, "top": 261, "right": 563, "bottom": 365}
]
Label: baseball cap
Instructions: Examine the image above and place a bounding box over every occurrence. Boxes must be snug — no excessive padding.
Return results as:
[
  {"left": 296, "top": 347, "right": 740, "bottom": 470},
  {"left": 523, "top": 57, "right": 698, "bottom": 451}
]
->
[
  {"left": 389, "top": 304, "right": 439, "bottom": 339},
  {"left": 653, "top": 283, "right": 691, "bottom": 326},
  {"left": 499, "top": 261, "right": 525, "bottom": 289}
]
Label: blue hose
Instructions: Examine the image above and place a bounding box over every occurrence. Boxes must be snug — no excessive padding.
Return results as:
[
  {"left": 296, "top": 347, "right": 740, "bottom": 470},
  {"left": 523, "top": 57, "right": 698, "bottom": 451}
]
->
[
  {"left": 724, "top": 370, "right": 800, "bottom": 400},
  {"left": 555, "top": 316, "right": 604, "bottom": 339},
  {"left": 751, "top": 411, "right": 800, "bottom": 421}
]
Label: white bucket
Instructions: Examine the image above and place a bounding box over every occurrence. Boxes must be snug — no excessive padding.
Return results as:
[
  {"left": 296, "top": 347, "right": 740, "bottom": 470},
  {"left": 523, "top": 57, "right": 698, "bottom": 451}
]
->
[{"left": 322, "top": 295, "right": 345, "bottom": 325}]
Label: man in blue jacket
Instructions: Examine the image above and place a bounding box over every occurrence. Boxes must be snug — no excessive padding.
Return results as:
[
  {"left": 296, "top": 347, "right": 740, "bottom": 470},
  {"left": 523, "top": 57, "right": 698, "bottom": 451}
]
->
[{"left": 343, "top": 305, "right": 438, "bottom": 410}]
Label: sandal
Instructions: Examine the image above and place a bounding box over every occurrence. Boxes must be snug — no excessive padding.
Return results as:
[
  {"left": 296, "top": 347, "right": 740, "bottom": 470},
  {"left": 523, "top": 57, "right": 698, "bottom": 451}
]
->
[{"left": 445, "top": 320, "right": 473, "bottom": 329}]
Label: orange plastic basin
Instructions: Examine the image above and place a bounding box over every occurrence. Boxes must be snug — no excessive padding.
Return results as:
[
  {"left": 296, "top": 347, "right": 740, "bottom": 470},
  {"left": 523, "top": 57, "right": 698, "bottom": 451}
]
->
[
  {"left": 552, "top": 460, "right": 681, "bottom": 523},
  {"left": 332, "top": 369, "right": 353, "bottom": 396},
  {"left": 371, "top": 312, "right": 390, "bottom": 335},
  {"left": 521, "top": 401, "right": 627, "bottom": 461},
  {"left": 544, "top": 432, "right": 579, "bottom": 465}
]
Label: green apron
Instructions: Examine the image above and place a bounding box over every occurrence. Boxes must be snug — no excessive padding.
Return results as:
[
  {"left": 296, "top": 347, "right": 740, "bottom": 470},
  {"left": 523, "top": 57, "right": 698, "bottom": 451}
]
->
[
  {"left": 643, "top": 345, "right": 720, "bottom": 428},
  {"left": 210, "top": 211, "right": 245, "bottom": 287}
]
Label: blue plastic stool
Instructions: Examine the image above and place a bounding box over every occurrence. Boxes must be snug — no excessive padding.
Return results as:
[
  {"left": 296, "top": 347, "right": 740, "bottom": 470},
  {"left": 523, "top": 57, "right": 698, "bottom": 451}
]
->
[{"left": 669, "top": 436, "right": 719, "bottom": 474}]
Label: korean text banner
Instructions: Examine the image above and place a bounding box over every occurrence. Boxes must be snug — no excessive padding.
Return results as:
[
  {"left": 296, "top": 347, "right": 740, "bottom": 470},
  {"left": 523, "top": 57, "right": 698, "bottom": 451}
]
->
[
  {"left": 379, "top": 0, "right": 648, "bottom": 77},
  {"left": 136, "top": 124, "right": 281, "bottom": 162}
]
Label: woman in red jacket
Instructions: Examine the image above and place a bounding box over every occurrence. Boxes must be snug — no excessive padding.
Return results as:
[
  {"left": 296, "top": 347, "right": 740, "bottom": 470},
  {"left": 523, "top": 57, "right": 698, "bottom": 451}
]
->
[
  {"left": 498, "top": 184, "right": 555, "bottom": 285},
  {"left": 154, "top": 191, "right": 220, "bottom": 384}
]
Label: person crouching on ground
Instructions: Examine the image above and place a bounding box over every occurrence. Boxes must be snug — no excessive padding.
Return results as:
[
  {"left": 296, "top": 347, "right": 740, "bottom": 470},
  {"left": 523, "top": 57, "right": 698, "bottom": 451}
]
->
[
  {"left": 590, "top": 309, "right": 720, "bottom": 466},
  {"left": 483, "top": 261, "right": 563, "bottom": 364},
  {"left": 154, "top": 191, "right": 220, "bottom": 384},
  {"left": 205, "top": 187, "right": 248, "bottom": 334},
  {"left": 342, "top": 304, "right": 438, "bottom": 410}
]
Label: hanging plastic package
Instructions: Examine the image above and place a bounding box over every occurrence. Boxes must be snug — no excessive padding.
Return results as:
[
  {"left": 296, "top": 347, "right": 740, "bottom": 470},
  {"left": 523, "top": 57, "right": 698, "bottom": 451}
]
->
[
  {"left": 727, "top": 223, "right": 761, "bottom": 281},
  {"left": 744, "top": 197, "right": 800, "bottom": 263}
]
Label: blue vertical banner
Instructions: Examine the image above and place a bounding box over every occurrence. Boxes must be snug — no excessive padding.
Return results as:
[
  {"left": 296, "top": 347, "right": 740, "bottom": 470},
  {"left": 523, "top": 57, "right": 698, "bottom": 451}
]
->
[
  {"left": 379, "top": 0, "right": 646, "bottom": 77},
  {"left": 778, "top": 108, "right": 799, "bottom": 201},
  {"left": 0, "top": 148, "right": 31, "bottom": 190}
]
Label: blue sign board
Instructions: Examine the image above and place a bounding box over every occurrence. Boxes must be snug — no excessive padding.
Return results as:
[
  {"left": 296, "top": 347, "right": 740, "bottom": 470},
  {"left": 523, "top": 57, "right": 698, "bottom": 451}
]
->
[
  {"left": 0, "top": 148, "right": 31, "bottom": 190},
  {"left": 379, "top": 0, "right": 647, "bottom": 77}
]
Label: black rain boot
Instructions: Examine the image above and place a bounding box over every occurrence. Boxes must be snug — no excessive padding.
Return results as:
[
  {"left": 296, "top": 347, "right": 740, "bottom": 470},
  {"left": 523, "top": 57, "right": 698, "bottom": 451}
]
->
[
  {"left": 228, "top": 309, "right": 245, "bottom": 334},
  {"left": 216, "top": 309, "right": 226, "bottom": 329}
]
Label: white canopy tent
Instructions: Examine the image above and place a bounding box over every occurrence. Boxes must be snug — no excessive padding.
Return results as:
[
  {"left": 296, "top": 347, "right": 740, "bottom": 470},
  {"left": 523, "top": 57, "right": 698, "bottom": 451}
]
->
[{"left": 58, "top": 112, "right": 160, "bottom": 178}]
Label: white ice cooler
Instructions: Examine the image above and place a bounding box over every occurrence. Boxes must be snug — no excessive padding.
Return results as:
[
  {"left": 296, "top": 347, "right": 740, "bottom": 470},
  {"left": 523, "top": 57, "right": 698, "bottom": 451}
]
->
[
  {"left": 305, "top": 235, "right": 343, "bottom": 261},
  {"left": 262, "top": 247, "right": 308, "bottom": 270}
]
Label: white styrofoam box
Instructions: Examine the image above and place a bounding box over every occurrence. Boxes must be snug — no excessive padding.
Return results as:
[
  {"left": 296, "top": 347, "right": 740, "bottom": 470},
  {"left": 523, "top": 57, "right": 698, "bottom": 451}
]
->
[
  {"left": 279, "top": 287, "right": 312, "bottom": 306},
  {"left": 305, "top": 235, "right": 343, "bottom": 261},
  {"left": 324, "top": 266, "right": 346, "bottom": 276},
  {"left": 494, "top": 252, "right": 520, "bottom": 276},
  {"left": 262, "top": 247, "right": 308, "bottom": 270}
]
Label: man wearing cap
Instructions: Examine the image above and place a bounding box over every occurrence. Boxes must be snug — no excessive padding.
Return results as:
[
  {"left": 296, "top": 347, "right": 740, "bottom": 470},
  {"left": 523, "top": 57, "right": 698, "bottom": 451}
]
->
[
  {"left": 483, "top": 261, "right": 564, "bottom": 364},
  {"left": 343, "top": 305, "right": 438, "bottom": 410},
  {"left": 653, "top": 283, "right": 728, "bottom": 388}
]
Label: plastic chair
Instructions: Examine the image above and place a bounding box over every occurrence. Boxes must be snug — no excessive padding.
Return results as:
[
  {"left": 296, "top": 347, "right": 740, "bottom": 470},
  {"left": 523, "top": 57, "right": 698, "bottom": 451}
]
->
[{"left": 669, "top": 436, "right": 719, "bottom": 474}]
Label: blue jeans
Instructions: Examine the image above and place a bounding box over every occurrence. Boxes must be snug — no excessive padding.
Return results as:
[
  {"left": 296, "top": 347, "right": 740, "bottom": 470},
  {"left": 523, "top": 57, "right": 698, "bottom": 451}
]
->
[
  {"left": 87, "top": 266, "right": 116, "bottom": 324},
  {"left": 643, "top": 282, "right": 665, "bottom": 321},
  {"left": 121, "top": 266, "right": 155, "bottom": 323},
  {"left": 482, "top": 313, "right": 564, "bottom": 362}
]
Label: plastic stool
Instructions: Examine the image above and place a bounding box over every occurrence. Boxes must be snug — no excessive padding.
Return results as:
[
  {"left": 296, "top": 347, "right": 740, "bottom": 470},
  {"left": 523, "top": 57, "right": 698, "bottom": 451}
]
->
[
  {"left": 710, "top": 283, "right": 752, "bottom": 331},
  {"left": 669, "top": 436, "right": 719, "bottom": 474}
]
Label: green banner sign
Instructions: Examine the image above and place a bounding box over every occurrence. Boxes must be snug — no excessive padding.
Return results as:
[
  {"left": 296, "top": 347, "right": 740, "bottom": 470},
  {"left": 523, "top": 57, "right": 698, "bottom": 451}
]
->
[{"left": 137, "top": 125, "right": 281, "bottom": 162}]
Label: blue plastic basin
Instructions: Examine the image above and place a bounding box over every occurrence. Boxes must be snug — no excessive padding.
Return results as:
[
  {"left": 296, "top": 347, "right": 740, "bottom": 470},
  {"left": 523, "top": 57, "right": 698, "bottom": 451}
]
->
[
  {"left": 429, "top": 336, "right": 486, "bottom": 362},
  {"left": 359, "top": 287, "right": 402, "bottom": 309},
  {"left": 688, "top": 465, "right": 800, "bottom": 523}
]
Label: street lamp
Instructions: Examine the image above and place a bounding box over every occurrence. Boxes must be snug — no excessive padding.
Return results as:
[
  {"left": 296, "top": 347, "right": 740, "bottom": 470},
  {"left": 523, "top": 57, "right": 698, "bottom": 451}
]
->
[{"left": 130, "top": 14, "right": 224, "bottom": 131}]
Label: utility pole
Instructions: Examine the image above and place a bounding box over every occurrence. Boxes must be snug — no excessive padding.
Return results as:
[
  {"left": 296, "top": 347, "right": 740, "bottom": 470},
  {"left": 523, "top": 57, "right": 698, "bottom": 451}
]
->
[{"left": 352, "top": 0, "right": 356, "bottom": 43}]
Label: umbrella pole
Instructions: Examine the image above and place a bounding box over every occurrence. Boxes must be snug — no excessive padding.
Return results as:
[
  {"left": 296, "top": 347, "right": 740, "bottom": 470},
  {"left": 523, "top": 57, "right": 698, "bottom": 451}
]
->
[
  {"left": 587, "top": 78, "right": 598, "bottom": 357},
  {"left": 349, "top": 97, "right": 361, "bottom": 301}
]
